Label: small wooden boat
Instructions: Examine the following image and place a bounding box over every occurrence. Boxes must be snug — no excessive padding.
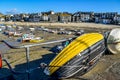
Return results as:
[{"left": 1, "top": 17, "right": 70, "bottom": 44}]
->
[
  {"left": 30, "top": 37, "right": 44, "bottom": 43},
  {"left": 8, "top": 31, "right": 14, "bottom": 36},
  {"left": 44, "top": 33, "right": 106, "bottom": 79},
  {"left": 21, "top": 34, "right": 34, "bottom": 42},
  {"left": 14, "top": 32, "right": 22, "bottom": 37}
]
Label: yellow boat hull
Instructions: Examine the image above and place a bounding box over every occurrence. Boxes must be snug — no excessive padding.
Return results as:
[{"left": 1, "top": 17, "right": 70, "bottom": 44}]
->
[
  {"left": 48, "top": 33, "right": 105, "bottom": 78},
  {"left": 30, "top": 39, "right": 44, "bottom": 43}
]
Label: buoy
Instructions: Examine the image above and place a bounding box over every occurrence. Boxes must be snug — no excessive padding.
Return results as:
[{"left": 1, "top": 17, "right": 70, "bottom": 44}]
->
[
  {"left": 0, "top": 53, "right": 2, "bottom": 68},
  {"left": 107, "top": 28, "right": 120, "bottom": 54}
]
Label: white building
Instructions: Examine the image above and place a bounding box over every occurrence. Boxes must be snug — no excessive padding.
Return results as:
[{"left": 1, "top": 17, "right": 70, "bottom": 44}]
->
[
  {"left": 0, "top": 18, "right": 5, "bottom": 22},
  {"left": 41, "top": 15, "right": 48, "bottom": 21}
]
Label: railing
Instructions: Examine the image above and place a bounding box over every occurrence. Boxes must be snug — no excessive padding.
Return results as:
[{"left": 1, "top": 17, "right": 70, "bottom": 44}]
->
[{"left": 1, "top": 39, "right": 68, "bottom": 80}]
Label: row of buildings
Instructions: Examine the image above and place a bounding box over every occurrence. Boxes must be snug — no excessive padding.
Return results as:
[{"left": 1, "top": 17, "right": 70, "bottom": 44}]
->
[{"left": 0, "top": 11, "right": 120, "bottom": 24}]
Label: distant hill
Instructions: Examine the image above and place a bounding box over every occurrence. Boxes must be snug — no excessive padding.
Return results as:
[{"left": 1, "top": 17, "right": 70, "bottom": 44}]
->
[
  {"left": 0, "top": 13, "right": 4, "bottom": 17},
  {"left": 0, "top": 12, "right": 2, "bottom": 14}
]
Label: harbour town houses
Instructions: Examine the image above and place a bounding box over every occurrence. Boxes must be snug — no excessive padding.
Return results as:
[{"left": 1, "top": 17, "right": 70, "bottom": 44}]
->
[
  {"left": 72, "top": 12, "right": 94, "bottom": 22},
  {"left": 29, "top": 13, "right": 41, "bottom": 22},
  {"left": 94, "top": 12, "right": 117, "bottom": 24},
  {"left": 114, "top": 14, "right": 120, "bottom": 24},
  {"left": 0, "top": 11, "right": 120, "bottom": 25}
]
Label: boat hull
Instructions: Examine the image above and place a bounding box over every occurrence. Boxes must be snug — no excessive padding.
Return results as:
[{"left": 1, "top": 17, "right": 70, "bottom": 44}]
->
[
  {"left": 52, "top": 39, "right": 105, "bottom": 78},
  {"left": 30, "top": 39, "right": 44, "bottom": 43},
  {"left": 48, "top": 33, "right": 106, "bottom": 79}
]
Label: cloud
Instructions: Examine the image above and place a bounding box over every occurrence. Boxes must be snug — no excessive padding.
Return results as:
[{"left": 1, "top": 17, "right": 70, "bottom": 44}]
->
[{"left": 6, "top": 8, "right": 20, "bottom": 14}]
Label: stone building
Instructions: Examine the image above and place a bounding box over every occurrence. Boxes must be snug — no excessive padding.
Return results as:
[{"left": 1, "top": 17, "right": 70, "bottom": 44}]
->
[
  {"left": 29, "top": 13, "right": 41, "bottom": 22},
  {"left": 58, "top": 13, "right": 72, "bottom": 23},
  {"left": 48, "top": 14, "right": 58, "bottom": 22}
]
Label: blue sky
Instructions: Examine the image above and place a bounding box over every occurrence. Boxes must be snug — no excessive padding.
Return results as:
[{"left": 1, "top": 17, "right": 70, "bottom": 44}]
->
[{"left": 0, "top": 0, "right": 120, "bottom": 14}]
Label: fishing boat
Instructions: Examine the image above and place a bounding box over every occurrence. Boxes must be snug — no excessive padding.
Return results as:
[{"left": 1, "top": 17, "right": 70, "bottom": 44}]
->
[
  {"left": 14, "top": 32, "right": 22, "bottom": 37},
  {"left": 30, "top": 37, "right": 44, "bottom": 43},
  {"left": 21, "top": 34, "right": 34, "bottom": 42},
  {"left": 44, "top": 33, "right": 106, "bottom": 79}
]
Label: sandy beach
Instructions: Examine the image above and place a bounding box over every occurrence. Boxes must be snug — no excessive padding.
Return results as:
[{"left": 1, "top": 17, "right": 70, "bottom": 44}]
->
[
  {"left": 0, "top": 22, "right": 120, "bottom": 80},
  {"left": 0, "top": 22, "right": 120, "bottom": 29}
]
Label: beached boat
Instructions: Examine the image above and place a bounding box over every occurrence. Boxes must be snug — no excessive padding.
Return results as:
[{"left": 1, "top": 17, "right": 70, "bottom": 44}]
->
[
  {"left": 8, "top": 31, "right": 14, "bottom": 36},
  {"left": 44, "top": 33, "right": 106, "bottom": 79},
  {"left": 21, "top": 34, "right": 34, "bottom": 42},
  {"left": 14, "top": 32, "right": 22, "bottom": 37},
  {"left": 30, "top": 37, "right": 44, "bottom": 43}
]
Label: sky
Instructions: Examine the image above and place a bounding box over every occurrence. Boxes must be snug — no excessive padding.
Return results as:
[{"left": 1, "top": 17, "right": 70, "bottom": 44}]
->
[{"left": 0, "top": 0, "right": 120, "bottom": 14}]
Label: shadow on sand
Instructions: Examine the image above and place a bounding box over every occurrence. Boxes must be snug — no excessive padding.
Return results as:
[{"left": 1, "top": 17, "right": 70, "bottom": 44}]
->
[
  {"left": 0, "top": 53, "right": 56, "bottom": 80},
  {"left": 14, "top": 53, "right": 56, "bottom": 80}
]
